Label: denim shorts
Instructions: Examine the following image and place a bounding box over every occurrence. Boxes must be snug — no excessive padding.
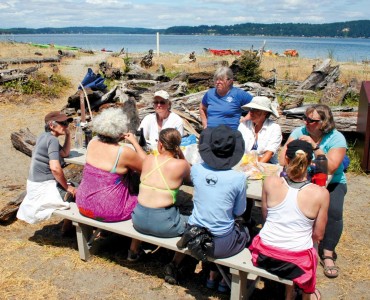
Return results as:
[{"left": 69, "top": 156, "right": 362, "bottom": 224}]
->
[{"left": 132, "top": 203, "right": 188, "bottom": 238}]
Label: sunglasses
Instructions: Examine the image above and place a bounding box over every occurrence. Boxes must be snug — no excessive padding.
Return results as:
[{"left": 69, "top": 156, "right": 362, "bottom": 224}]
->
[
  {"left": 249, "top": 108, "right": 262, "bottom": 113},
  {"left": 57, "top": 121, "right": 69, "bottom": 127},
  {"left": 153, "top": 100, "right": 167, "bottom": 105},
  {"left": 303, "top": 115, "right": 321, "bottom": 124}
]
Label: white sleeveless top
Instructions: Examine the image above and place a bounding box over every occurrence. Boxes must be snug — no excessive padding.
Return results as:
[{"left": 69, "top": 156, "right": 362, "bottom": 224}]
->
[{"left": 259, "top": 179, "right": 315, "bottom": 251}]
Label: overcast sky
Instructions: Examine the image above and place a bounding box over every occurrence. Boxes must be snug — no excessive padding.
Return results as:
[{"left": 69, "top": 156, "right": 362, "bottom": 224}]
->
[{"left": 0, "top": 0, "right": 368, "bottom": 29}]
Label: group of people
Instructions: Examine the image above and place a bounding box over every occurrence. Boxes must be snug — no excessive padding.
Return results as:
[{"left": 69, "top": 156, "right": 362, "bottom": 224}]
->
[{"left": 17, "top": 66, "right": 347, "bottom": 299}]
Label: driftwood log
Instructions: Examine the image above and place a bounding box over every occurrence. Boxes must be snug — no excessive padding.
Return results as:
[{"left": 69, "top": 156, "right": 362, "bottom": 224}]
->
[
  {"left": 0, "top": 56, "right": 61, "bottom": 65},
  {"left": 0, "top": 73, "right": 28, "bottom": 83},
  {"left": 298, "top": 59, "right": 339, "bottom": 90},
  {"left": 10, "top": 128, "right": 37, "bottom": 157},
  {"left": 0, "top": 191, "right": 26, "bottom": 223}
]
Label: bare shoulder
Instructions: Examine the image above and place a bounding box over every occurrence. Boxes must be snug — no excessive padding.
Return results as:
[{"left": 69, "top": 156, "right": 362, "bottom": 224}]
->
[
  {"left": 262, "top": 175, "right": 283, "bottom": 190},
  {"left": 302, "top": 184, "right": 329, "bottom": 202}
]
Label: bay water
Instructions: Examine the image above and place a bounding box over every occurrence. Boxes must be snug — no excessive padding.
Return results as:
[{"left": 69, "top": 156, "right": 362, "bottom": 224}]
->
[{"left": 1, "top": 33, "right": 369, "bottom": 62}]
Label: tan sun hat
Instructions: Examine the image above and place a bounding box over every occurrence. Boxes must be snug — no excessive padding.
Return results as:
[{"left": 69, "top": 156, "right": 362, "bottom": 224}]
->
[{"left": 242, "top": 96, "right": 279, "bottom": 118}]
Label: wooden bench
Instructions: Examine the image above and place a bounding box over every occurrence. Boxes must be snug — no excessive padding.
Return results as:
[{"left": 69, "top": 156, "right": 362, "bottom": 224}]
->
[{"left": 54, "top": 203, "right": 292, "bottom": 299}]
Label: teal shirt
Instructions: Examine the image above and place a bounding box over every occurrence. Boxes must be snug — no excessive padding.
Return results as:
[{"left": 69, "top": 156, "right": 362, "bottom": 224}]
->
[{"left": 290, "top": 126, "right": 347, "bottom": 184}]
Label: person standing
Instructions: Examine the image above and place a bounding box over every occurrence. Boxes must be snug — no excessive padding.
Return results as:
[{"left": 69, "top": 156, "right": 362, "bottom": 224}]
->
[
  {"left": 279, "top": 104, "right": 347, "bottom": 279},
  {"left": 199, "top": 66, "right": 253, "bottom": 130},
  {"left": 17, "top": 111, "right": 76, "bottom": 227}
]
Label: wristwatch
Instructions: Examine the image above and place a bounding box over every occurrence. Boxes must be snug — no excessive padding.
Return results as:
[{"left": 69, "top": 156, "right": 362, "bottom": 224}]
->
[{"left": 312, "top": 144, "right": 320, "bottom": 151}]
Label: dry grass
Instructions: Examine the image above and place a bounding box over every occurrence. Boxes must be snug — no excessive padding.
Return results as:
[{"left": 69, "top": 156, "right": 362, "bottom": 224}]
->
[{"left": 1, "top": 41, "right": 368, "bottom": 88}]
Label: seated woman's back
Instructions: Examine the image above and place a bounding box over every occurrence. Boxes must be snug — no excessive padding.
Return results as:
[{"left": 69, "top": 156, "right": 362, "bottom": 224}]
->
[
  {"left": 138, "top": 154, "right": 189, "bottom": 208},
  {"left": 86, "top": 139, "right": 141, "bottom": 175}
]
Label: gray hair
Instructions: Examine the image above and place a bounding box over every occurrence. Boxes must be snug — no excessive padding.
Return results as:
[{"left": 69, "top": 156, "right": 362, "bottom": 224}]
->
[
  {"left": 213, "top": 66, "right": 233, "bottom": 82},
  {"left": 92, "top": 108, "right": 128, "bottom": 141}
]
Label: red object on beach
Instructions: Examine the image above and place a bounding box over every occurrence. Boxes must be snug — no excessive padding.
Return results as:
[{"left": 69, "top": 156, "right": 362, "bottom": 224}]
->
[
  {"left": 205, "top": 48, "right": 241, "bottom": 56},
  {"left": 284, "top": 49, "right": 299, "bottom": 57}
]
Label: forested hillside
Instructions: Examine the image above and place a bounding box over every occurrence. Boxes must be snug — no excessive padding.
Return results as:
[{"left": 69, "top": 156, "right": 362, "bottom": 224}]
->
[{"left": 1, "top": 20, "right": 369, "bottom": 37}]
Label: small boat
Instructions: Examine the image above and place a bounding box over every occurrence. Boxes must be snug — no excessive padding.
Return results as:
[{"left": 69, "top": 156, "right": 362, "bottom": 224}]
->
[
  {"left": 30, "top": 43, "right": 80, "bottom": 51},
  {"left": 284, "top": 49, "right": 299, "bottom": 57},
  {"left": 204, "top": 48, "right": 241, "bottom": 56},
  {"left": 101, "top": 48, "right": 113, "bottom": 52}
]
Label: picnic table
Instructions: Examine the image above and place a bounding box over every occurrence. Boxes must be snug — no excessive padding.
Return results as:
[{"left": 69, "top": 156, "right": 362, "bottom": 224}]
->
[{"left": 64, "top": 147, "right": 266, "bottom": 205}]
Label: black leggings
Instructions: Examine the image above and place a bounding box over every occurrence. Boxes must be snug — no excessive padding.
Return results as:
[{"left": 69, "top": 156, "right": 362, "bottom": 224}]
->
[{"left": 321, "top": 182, "right": 347, "bottom": 251}]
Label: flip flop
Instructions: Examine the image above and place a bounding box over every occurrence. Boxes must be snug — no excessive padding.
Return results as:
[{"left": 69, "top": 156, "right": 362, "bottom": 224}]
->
[
  {"left": 313, "top": 288, "right": 321, "bottom": 300},
  {"left": 320, "top": 255, "right": 339, "bottom": 278}
]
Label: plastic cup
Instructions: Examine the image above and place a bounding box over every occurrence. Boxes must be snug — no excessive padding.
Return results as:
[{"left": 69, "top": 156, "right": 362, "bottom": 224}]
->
[{"left": 312, "top": 173, "right": 327, "bottom": 187}]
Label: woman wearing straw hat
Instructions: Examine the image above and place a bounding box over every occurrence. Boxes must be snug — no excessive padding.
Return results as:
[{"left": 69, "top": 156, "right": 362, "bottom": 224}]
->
[{"left": 238, "top": 96, "right": 282, "bottom": 164}]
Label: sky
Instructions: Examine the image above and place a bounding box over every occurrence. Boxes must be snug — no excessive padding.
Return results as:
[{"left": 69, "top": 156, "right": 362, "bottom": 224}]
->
[{"left": 0, "top": 0, "right": 368, "bottom": 29}]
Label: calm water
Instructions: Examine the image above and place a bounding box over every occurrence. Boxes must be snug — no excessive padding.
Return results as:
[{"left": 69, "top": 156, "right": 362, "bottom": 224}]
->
[{"left": 1, "top": 34, "right": 369, "bottom": 62}]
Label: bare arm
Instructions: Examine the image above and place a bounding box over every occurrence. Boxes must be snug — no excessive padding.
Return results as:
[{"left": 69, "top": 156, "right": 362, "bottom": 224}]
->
[
  {"left": 59, "top": 127, "right": 71, "bottom": 158},
  {"left": 50, "top": 159, "right": 76, "bottom": 196},
  {"left": 298, "top": 135, "right": 346, "bottom": 174},
  {"left": 312, "top": 189, "right": 329, "bottom": 243},
  {"left": 258, "top": 150, "right": 274, "bottom": 163},
  {"left": 123, "top": 132, "right": 147, "bottom": 160},
  {"left": 261, "top": 181, "right": 268, "bottom": 221},
  {"left": 279, "top": 136, "right": 294, "bottom": 165},
  {"left": 316, "top": 147, "right": 346, "bottom": 174},
  {"left": 121, "top": 148, "right": 145, "bottom": 173},
  {"left": 199, "top": 103, "right": 208, "bottom": 129}
]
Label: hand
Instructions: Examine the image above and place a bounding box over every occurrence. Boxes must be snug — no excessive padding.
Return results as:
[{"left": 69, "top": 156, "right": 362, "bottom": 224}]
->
[
  {"left": 123, "top": 132, "right": 137, "bottom": 144},
  {"left": 67, "top": 185, "right": 77, "bottom": 197},
  {"left": 299, "top": 135, "right": 316, "bottom": 148}
]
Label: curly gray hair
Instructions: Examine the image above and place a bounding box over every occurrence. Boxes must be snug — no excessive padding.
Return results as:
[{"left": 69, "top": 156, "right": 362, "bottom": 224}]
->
[
  {"left": 92, "top": 108, "right": 128, "bottom": 141},
  {"left": 213, "top": 66, "right": 233, "bottom": 82}
]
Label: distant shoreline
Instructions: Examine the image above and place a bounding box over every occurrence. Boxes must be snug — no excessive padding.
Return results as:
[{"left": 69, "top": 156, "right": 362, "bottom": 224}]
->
[{"left": 1, "top": 20, "right": 369, "bottom": 38}]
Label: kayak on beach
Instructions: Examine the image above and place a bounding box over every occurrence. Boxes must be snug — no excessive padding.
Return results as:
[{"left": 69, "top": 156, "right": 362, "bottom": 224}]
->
[
  {"left": 204, "top": 48, "right": 242, "bottom": 56},
  {"left": 30, "top": 43, "right": 80, "bottom": 51}
]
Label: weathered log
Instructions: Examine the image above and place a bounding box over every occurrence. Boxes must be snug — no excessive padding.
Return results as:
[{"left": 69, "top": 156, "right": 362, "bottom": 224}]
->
[
  {"left": 0, "top": 56, "right": 61, "bottom": 65},
  {"left": 10, "top": 128, "right": 37, "bottom": 157},
  {"left": 277, "top": 112, "right": 357, "bottom": 134},
  {"left": 197, "top": 60, "right": 228, "bottom": 68},
  {"left": 0, "top": 73, "right": 27, "bottom": 83},
  {"left": 0, "top": 191, "right": 26, "bottom": 223},
  {"left": 320, "top": 82, "right": 346, "bottom": 106},
  {"left": 298, "top": 59, "right": 339, "bottom": 90}
]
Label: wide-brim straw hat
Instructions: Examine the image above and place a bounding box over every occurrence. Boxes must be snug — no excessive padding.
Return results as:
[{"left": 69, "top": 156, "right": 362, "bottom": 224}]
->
[
  {"left": 242, "top": 96, "right": 279, "bottom": 118},
  {"left": 199, "top": 125, "right": 245, "bottom": 170}
]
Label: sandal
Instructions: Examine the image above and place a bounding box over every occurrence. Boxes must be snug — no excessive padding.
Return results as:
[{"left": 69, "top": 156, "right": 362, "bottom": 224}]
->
[
  {"left": 313, "top": 288, "right": 321, "bottom": 300},
  {"left": 320, "top": 255, "right": 339, "bottom": 278}
]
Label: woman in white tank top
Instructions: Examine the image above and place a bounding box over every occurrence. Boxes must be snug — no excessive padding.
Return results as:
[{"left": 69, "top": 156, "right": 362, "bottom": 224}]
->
[{"left": 249, "top": 140, "right": 329, "bottom": 300}]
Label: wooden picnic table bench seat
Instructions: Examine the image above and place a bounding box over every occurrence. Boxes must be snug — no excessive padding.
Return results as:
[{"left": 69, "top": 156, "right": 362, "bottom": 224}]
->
[{"left": 53, "top": 203, "right": 292, "bottom": 299}]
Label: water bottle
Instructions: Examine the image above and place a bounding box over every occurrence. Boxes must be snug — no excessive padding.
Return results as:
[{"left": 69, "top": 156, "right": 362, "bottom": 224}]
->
[
  {"left": 312, "top": 155, "right": 328, "bottom": 186},
  {"left": 84, "top": 128, "right": 92, "bottom": 148},
  {"left": 138, "top": 128, "right": 147, "bottom": 148},
  {"left": 74, "top": 120, "right": 83, "bottom": 149}
]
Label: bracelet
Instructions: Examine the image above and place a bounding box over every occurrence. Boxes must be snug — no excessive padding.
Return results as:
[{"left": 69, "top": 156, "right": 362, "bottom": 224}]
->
[{"left": 312, "top": 144, "right": 320, "bottom": 151}]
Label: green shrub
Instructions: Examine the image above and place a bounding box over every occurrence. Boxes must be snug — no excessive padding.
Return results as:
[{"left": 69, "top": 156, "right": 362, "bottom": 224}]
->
[
  {"left": 232, "top": 51, "right": 263, "bottom": 83},
  {"left": 4, "top": 73, "right": 70, "bottom": 98},
  {"left": 346, "top": 141, "right": 365, "bottom": 174}
]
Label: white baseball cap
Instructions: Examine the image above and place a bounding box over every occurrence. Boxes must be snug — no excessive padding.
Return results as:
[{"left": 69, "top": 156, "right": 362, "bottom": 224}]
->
[{"left": 154, "top": 90, "right": 170, "bottom": 101}]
